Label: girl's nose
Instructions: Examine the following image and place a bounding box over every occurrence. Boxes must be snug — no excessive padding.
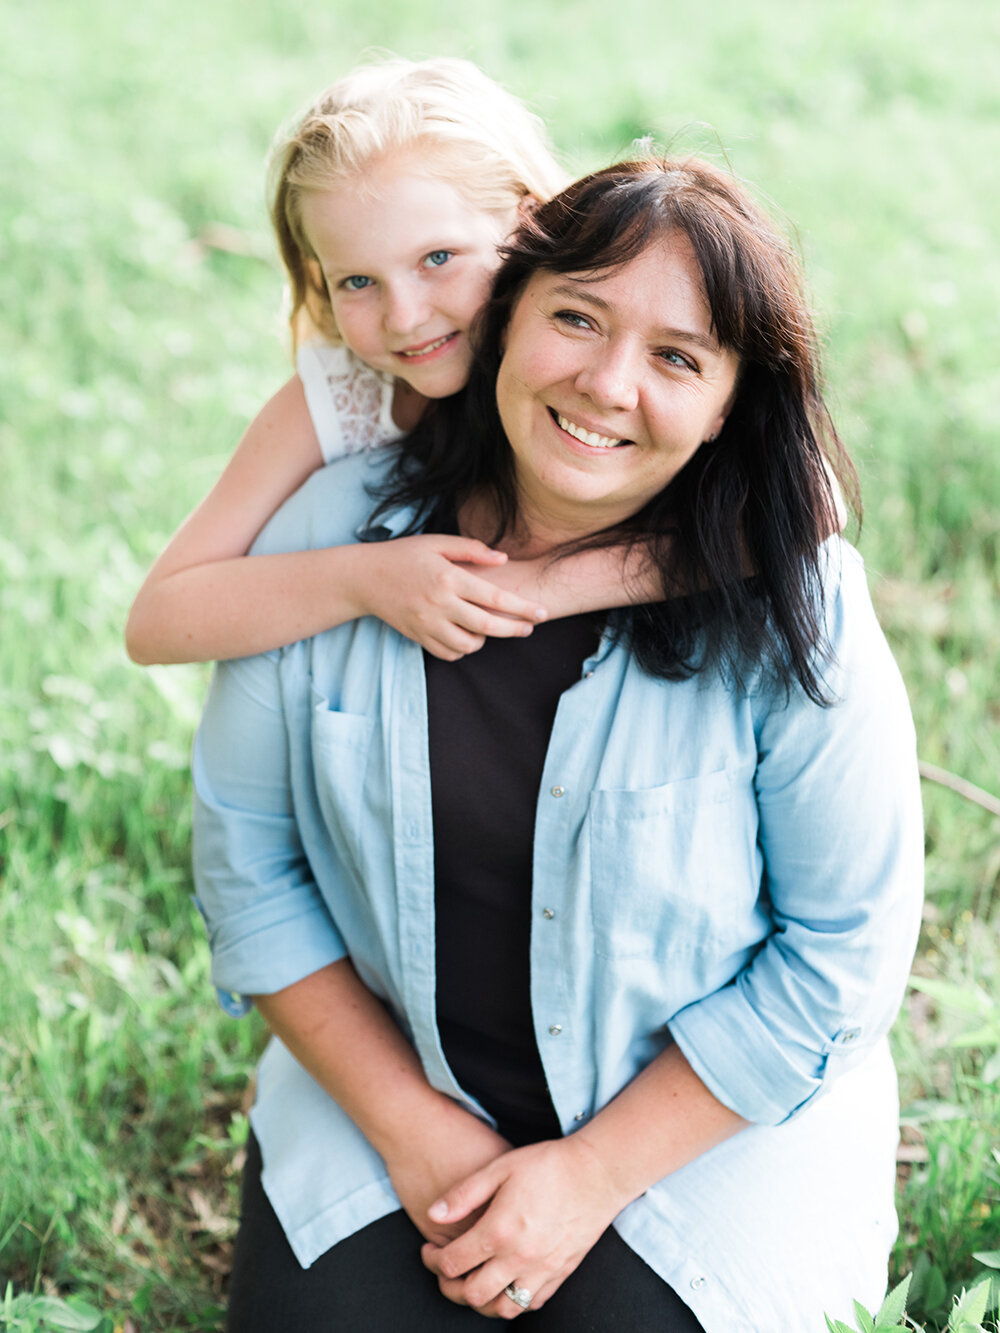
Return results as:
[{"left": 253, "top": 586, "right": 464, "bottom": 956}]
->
[
  {"left": 574, "top": 345, "right": 640, "bottom": 413},
  {"left": 383, "top": 282, "right": 431, "bottom": 338}
]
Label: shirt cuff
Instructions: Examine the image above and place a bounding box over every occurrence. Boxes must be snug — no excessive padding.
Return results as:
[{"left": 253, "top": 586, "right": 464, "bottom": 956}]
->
[
  {"left": 669, "top": 980, "right": 825, "bottom": 1125},
  {"left": 196, "top": 895, "right": 348, "bottom": 1003}
]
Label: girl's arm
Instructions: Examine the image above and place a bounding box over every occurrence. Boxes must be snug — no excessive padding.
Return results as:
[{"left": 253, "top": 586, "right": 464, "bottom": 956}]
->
[
  {"left": 126, "top": 376, "right": 326, "bottom": 663},
  {"left": 254, "top": 959, "right": 511, "bottom": 1248},
  {"left": 125, "top": 376, "right": 547, "bottom": 665},
  {"left": 476, "top": 543, "right": 661, "bottom": 620}
]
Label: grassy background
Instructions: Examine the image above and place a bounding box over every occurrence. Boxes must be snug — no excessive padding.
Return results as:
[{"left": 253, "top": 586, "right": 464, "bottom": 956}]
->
[{"left": 2, "top": 0, "right": 998, "bottom": 1328}]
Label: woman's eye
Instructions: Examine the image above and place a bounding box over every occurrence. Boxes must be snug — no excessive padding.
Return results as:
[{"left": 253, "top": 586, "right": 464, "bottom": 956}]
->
[
  {"left": 554, "top": 310, "right": 592, "bottom": 330},
  {"left": 342, "top": 275, "right": 373, "bottom": 291},
  {"left": 659, "top": 349, "right": 697, "bottom": 371},
  {"left": 423, "top": 250, "right": 453, "bottom": 269}
]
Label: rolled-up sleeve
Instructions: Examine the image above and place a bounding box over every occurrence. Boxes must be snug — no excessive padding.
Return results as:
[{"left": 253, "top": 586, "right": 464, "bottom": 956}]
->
[
  {"left": 192, "top": 649, "right": 347, "bottom": 1008},
  {"left": 669, "top": 549, "right": 925, "bottom": 1124}
]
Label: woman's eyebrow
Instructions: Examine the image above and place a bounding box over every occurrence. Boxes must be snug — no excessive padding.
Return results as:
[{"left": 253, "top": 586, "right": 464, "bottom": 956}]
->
[{"left": 548, "top": 281, "right": 721, "bottom": 352}]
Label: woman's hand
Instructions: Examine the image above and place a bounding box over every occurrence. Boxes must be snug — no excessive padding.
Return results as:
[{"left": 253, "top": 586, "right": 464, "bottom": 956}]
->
[
  {"left": 355, "top": 534, "right": 548, "bottom": 660},
  {"left": 381, "top": 1106, "right": 512, "bottom": 1247},
  {"left": 419, "top": 1134, "right": 626, "bottom": 1318}
]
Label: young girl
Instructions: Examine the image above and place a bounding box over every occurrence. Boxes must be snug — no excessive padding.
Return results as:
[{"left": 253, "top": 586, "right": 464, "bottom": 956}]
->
[{"left": 126, "top": 57, "right": 651, "bottom": 667}]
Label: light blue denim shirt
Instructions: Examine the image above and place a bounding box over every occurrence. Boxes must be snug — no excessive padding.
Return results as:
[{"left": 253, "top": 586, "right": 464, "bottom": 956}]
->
[{"left": 193, "top": 450, "right": 924, "bottom": 1332}]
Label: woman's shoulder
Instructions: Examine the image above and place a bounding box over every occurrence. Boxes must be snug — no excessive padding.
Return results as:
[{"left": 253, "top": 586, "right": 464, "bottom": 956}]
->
[
  {"left": 753, "top": 536, "right": 913, "bottom": 720},
  {"left": 250, "top": 449, "right": 400, "bottom": 558},
  {"left": 295, "top": 340, "right": 400, "bottom": 463}
]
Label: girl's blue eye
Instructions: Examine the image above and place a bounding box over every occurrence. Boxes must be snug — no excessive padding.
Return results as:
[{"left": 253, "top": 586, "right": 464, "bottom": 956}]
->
[
  {"left": 424, "top": 250, "right": 453, "bottom": 268},
  {"left": 343, "top": 275, "right": 373, "bottom": 291}
]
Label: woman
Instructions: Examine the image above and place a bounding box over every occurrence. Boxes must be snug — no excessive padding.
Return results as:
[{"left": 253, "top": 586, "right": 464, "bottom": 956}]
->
[{"left": 193, "top": 158, "right": 924, "bottom": 1331}]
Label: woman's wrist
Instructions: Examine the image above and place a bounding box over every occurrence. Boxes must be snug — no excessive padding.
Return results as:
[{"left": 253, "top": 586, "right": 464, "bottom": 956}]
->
[{"left": 366, "top": 1081, "right": 477, "bottom": 1167}]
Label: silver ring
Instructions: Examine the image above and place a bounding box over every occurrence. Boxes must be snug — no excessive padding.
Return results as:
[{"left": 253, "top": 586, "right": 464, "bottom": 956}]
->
[{"left": 504, "top": 1282, "right": 532, "bottom": 1310}]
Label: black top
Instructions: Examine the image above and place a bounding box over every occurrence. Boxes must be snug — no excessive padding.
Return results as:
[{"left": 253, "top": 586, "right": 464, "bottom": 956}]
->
[{"left": 425, "top": 610, "right": 601, "bottom": 1145}]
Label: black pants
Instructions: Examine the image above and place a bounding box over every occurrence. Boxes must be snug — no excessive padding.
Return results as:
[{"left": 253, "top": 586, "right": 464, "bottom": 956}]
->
[{"left": 227, "top": 1134, "right": 705, "bottom": 1332}]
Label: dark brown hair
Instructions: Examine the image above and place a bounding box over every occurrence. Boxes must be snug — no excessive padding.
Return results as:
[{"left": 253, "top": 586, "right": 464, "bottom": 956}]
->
[{"left": 375, "top": 157, "right": 858, "bottom": 703}]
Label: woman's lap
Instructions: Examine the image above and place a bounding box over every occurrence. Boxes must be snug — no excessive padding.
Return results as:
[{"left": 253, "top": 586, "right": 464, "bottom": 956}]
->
[{"left": 227, "top": 1135, "right": 704, "bottom": 1332}]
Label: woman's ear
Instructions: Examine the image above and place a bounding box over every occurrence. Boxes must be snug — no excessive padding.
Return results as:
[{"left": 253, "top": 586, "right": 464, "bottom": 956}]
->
[{"left": 705, "top": 372, "right": 742, "bottom": 442}]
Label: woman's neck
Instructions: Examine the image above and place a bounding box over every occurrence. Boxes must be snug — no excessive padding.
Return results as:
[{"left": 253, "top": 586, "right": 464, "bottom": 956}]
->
[{"left": 458, "top": 489, "right": 619, "bottom": 560}]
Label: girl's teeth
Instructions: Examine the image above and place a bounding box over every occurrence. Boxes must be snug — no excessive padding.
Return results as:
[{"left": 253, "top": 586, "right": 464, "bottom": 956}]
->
[
  {"left": 556, "top": 414, "right": 621, "bottom": 449},
  {"left": 401, "top": 335, "right": 451, "bottom": 357}
]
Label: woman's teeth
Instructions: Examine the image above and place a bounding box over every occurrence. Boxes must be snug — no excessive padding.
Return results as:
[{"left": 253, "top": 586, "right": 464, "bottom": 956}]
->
[
  {"left": 556, "top": 413, "right": 623, "bottom": 449},
  {"left": 400, "top": 334, "right": 453, "bottom": 357}
]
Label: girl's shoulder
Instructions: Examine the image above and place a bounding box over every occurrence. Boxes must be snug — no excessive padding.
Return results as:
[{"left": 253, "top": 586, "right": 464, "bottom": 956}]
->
[{"left": 296, "top": 341, "right": 401, "bottom": 464}]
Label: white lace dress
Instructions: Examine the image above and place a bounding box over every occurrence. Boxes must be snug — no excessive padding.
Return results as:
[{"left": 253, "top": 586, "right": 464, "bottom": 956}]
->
[{"left": 296, "top": 342, "right": 402, "bottom": 462}]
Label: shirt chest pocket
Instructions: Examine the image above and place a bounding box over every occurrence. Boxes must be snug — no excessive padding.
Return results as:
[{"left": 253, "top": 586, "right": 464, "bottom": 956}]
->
[
  {"left": 311, "top": 691, "right": 375, "bottom": 867},
  {"left": 588, "top": 764, "right": 760, "bottom": 961}
]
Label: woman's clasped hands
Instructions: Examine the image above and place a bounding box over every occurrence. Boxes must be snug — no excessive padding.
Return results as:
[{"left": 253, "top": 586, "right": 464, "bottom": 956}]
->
[{"left": 419, "top": 1132, "right": 627, "bottom": 1319}]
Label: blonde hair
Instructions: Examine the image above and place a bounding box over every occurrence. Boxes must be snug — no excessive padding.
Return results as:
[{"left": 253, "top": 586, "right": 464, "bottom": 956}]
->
[{"left": 269, "top": 56, "right": 569, "bottom": 348}]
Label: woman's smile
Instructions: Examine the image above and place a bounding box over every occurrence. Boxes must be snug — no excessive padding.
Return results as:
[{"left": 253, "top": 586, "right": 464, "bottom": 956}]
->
[{"left": 550, "top": 409, "right": 629, "bottom": 450}]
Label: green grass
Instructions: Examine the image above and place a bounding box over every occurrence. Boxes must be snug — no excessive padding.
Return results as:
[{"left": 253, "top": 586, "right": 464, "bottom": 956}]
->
[{"left": 2, "top": 0, "right": 998, "bottom": 1328}]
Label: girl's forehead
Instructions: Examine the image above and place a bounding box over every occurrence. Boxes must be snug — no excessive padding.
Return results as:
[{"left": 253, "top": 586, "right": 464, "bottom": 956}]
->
[{"left": 300, "top": 168, "right": 507, "bottom": 263}]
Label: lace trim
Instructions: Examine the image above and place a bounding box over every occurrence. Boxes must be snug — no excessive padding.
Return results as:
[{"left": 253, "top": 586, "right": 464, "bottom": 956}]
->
[{"left": 321, "top": 351, "right": 398, "bottom": 456}]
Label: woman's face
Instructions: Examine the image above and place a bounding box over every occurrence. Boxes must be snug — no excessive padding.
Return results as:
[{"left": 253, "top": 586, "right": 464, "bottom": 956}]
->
[{"left": 495, "top": 234, "right": 741, "bottom": 540}]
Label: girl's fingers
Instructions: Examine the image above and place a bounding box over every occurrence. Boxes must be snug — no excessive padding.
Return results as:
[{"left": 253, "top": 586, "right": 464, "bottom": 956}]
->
[
  {"left": 422, "top": 631, "right": 487, "bottom": 661},
  {"left": 433, "top": 537, "right": 509, "bottom": 566},
  {"left": 454, "top": 571, "right": 548, "bottom": 622},
  {"left": 462, "top": 610, "right": 537, "bottom": 640}
]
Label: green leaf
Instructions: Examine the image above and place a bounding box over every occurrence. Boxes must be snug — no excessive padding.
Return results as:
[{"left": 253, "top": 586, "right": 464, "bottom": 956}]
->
[
  {"left": 908, "top": 977, "right": 995, "bottom": 1016},
  {"left": 852, "top": 1300, "right": 875, "bottom": 1332},
  {"left": 876, "top": 1273, "right": 911, "bottom": 1326},
  {"left": 925, "top": 1265, "right": 950, "bottom": 1313},
  {"left": 950, "top": 1023, "right": 1000, "bottom": 1048},
  {"left": 972, "top": 1251, "right": 1000, "bottom": 1270},
  {"left": 948, "top": 1280, "right": 990, "bottom": 1330},
  {"left": 16, "top": 1298, "right": 103, "bottom": 1331}
]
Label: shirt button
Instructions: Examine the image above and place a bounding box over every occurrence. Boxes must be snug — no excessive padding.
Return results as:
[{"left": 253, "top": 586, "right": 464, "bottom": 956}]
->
[
  {"left": 550, "top": 785, "right": 565, "bottom": 798},
  {"left": 839, "top": 1027, "right": 862, "bottom": 1044},
  {"left": 573, "top": 1111, "right": 587, "bottom": 1121},
  {"left": 548, "top": 1024, "right": 562, "bottom": 1036},
  {"left": 584, "top": 670, "right": 594, "bottom": 678},
  {"left": 690, "top": 1276, "right": 707, "bottom": 1290},
  {"left": 542, "top": 907, "right": 555, "bottom": 920}
]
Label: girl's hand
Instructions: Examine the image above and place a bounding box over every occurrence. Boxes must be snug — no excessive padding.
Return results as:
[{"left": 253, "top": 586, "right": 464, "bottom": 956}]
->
[
  {"left": 356, "top": 535, "right": 548, "bottom": 660},
  {"left": 381, "top": 1107, "right": 512, "bottom": 1248},
  {"left": 419, "top": 1135, "right": 626, "bottom": 1318}
]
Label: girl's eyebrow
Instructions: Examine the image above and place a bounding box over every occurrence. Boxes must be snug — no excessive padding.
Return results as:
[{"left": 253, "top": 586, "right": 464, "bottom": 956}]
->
[
  {"left": 548, "top": 280, "right": 722, "bottom": 353},
  {"left": 323, "top": 238, "right": 467, "bottom": 276}
]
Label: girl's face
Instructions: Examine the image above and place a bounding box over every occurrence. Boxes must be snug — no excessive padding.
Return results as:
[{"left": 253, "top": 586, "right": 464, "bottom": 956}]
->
[
  {"left": 495, "top": 234, "right": 741, "bottom": 542},
  {"left": 300, "top": 157, "right": 514, "bottom": 399}
]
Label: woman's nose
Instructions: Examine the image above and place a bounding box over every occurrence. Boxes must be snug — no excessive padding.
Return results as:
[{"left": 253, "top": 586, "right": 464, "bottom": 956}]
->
[
  {"left": 574, "top": 345, "right": 640, "bottom": 412},
  {"left": 383, "top": 281, "right": 431, "bottom": 337}
]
